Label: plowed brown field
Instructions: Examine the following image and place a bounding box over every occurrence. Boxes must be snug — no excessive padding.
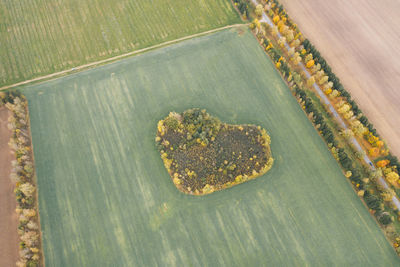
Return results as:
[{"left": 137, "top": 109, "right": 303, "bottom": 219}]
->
[
  {"left": 0, "top": 107, "right": 19, "bottom": 267},
  {"left": 280, "top": 0, "right": 400, "bottom": 157}
]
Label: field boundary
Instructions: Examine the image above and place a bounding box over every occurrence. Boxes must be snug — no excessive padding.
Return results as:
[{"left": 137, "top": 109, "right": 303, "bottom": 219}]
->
[{"left": 0, "top": 23, "right": 246, "bottom": 92}]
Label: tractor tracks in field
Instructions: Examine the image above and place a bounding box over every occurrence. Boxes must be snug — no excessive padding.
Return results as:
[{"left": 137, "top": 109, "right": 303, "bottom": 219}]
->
[{"left": 0, "top": 24, "right": 246, "bottom": 91}]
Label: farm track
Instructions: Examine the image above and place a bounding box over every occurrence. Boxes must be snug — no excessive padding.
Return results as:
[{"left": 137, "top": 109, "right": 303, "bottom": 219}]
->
[{"left": 0, "top": 24, "right": 245, "bottom": 92}]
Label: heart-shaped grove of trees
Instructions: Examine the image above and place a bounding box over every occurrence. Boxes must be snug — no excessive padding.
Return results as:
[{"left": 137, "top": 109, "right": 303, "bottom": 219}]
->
[{"left": 155, "top": 108, "right": 274, "bottom": 195}]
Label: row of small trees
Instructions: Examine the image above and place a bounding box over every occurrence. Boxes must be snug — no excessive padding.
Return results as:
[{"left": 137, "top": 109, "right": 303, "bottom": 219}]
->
[
  {"left": 247, "top": 0, "right": 400, "bottom": 253},
  {"left": 291, "top": 82, "right": 370, "bottom": 189},
  {"left": 263, "top": 0, "right": 389, "bottom": 159},
  {"left": 300, "top": 24, "right": 400, "bottom": 195},
  {"left": 0, "top": 91, "right": 41, "bottom": 267},
  {"left": 232, "top": 0, "right": 251, "bottom": 20},
  {"left": 302, "top": 41, "right": 387, "bottom": 149},
  {"left": 263, "top": 0, "right": 400, "bottom": 193}
]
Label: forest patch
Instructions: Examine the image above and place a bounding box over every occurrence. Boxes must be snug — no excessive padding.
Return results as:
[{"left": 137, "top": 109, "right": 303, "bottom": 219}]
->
[{"left": 156, "top": 108, "right": 273, "bottom": 195}]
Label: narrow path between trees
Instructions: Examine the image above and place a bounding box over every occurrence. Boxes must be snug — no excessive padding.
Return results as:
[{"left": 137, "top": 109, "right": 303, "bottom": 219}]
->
[
  {"left": 251, "top": 0, "right": 400, "bottom": 210},
  {"left": 0, "top": 107, "right": 19, "bottom": 267},
  {"left": 0, "top": 23, "right": 246, "bottom": 92}
]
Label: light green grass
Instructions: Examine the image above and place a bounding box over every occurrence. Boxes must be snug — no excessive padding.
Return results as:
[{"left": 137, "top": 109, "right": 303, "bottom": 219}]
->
[
  {"left": 0, "top": 0, "right": 240, "bottom": 87},
  {"left": 22, "top": 27, "right": 399, "bottom": 266}
]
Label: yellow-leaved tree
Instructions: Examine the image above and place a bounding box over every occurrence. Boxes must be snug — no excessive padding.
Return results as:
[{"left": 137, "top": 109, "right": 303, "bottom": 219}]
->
[
  {"left": 305, "top": 53, "right": 313, "bottom": 63},
  {"left": 306, "top": 59, "right": 315, "bottom": 68},
  {"left": 255, "top": 4, "right": 264, "bottom": 17},
  {"left": 273, "top": 15, "right": 280, "bottom": 24},
  {"left": 386, "top": 172, "right": 399, "bottom": 186},
  {"left": 318, "top": 75, "right": 329, "bottom": 85},
  {"left": 307, "top": 76, "right": 315, "bottom": 87},
  {"left": 377, "top": 160, "right": 390, "bottom": 168}
]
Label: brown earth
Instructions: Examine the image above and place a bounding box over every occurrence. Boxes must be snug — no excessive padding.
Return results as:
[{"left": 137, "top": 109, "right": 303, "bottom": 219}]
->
[
  {"left": 279, "top": 0, "right": 400, "bottom": 158},
  {"left": 0, "top": 107, "right": 19, "bottom": 266}
]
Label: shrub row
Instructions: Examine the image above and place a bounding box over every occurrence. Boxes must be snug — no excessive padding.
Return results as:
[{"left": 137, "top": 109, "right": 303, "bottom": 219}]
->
[
  {"left": 261, "top": 36, "right": 366, "bottom": 188},
  {"left": 302, "top": 39, "right": 379, "bottom": 137},
  {"left": 232, "top": 0, "right": 251, "bottom": 20},
  {"left": 292, "top": 85, "right": 366, "bottom": 186}
]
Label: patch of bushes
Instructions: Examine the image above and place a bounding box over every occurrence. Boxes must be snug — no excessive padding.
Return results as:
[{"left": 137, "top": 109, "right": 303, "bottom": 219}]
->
[
  {"left": 364, "top": 191, "right": 383, "bottom": 212},
  {"left": 156, "top": 109, "right": 273, "bottom": 195}
]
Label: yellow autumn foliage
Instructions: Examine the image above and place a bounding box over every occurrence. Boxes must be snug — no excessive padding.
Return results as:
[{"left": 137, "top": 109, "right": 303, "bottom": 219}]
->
[
  {"left": 306, "top": 60, "right": 315, "bottom": 68},
  {"left": 368, "top": 147, "right": 379, "bottom": 157},
  {"left": 376, "top": 140, "right": 384, "bottom": 148},
  {"left": 202, "top": 184, "right": 215, "bottom": 194},
  {"left": 325, "top": 88, "right": 333, "bottom": 95},
  {"left": 377, "top": 160, "right": 390, "bottom": 168},
  {"left": 386, "top": 172, "right": 399, "bottom": 186},
  {"left": 173, "top": 177, "right": 181, "bottom": 185},
  {"left": 157, "top": 120, "right": 166, "bottom": 136},
  {"left": 305, "top": 53, "right": 313, "bottom": 63},
  {"left": 318, "top": 75, "right": 329, "bottom": 85},
  {"left": 273, "top": 15, "right": 280, "bottom": 24},
  {"left": 307, "top": 76, "right": 315, "bottom": 87},
  {"left": 368, "top": 134, "right": 379, "bottom": 145}
]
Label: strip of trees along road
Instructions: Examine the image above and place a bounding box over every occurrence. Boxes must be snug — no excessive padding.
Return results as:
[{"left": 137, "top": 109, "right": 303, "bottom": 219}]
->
[{"left": 250, "top": 0, "right": 400, "bottom": 210}]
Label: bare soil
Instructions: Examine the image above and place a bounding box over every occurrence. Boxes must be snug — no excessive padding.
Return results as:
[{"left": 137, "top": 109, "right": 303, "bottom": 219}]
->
[
  {"left": 279, "top": 0, "right": 400, "bottom": 158},
  {"left": 0, "top": 107, "right": 19, "bottom": 266}
]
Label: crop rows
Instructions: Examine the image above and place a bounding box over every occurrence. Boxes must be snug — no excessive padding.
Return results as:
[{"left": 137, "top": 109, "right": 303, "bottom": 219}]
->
[{"left": 0, "top": 0, "right": 240, "bottom": 87}]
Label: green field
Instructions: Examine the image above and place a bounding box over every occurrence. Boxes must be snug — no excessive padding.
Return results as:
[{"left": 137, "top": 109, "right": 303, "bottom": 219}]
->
[
  {"left": 0, "top": 0, "right": 240, "bottom": 87},
  {"left": 22, "top": 28, "right": 399, "bottom": 266}
]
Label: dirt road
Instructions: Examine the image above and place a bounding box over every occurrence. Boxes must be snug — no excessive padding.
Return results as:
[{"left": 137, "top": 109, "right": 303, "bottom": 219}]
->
[
  {"left": 0, "top": 107, "right": 19, "bottom": 267},
  {"left": 279, "top": 0, "right": 400, "bottom": 158}
]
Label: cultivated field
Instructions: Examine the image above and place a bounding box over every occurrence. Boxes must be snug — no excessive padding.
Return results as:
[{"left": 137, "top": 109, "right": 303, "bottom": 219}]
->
[
  {"left": 279, "top": 0, "right": 400, "bottom": 158},
  {"left": 0, "top": 0, "right": 240, "bottom": 88},
  {"left": 22, "top": 28, "right": 399, "bottom": 265},
  {"left": 0, "top": 108, "right": 19, "bottom": 267}
]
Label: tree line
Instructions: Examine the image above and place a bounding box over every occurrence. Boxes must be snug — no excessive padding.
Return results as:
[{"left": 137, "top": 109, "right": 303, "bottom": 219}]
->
[{"left": 245, "top": 0, "right": 400, "bottom": 252}]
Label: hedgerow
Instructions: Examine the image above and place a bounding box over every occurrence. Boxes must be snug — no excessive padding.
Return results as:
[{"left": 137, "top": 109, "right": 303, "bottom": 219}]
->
[{"left": 1, "top": 90, "right": 42, "bottom": 267}]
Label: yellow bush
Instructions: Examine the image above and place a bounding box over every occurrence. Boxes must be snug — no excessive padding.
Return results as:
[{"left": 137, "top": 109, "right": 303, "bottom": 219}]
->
[
  {"left": 376, "top": 140, "right": 384, "bottom": 148},
  {"left": 377, "top": 160, "right": 390, "bottom": 168},
  {"left": 273, "top": 15, "right": 280, "bottom": 24},
  {"left": 306, "top": 60, "right": 315, "bottom": 68},
  {"left": 325, "top": 88, "right": 333, "bottom": 95},
  {"left": 368, "top": 147, "right": 379, "bottom": 157},
  {"left": 386, "top": 172, "right": 399, "bottom": 186}
]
